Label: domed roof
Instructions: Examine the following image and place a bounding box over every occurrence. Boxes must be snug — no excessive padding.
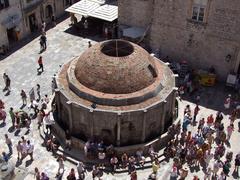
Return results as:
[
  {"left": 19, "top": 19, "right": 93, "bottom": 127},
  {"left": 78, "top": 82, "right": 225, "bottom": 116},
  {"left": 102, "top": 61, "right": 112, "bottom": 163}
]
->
[{"left": 75, "top": 40, "right": 159, "bottom": 94}]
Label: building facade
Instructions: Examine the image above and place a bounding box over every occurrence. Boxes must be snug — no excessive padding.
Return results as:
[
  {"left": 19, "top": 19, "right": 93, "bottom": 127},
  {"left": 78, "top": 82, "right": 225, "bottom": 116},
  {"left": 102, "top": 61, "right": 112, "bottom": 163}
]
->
[
  {"left": 118, "top": 0, "right": 240, "bottom": 80},
  {"left": 0, "top": 0, "right": 25, "bottom": 50},
  {"left": 20, "top": 0, "right": 77, "bottom": 34},
  {"left": 0, "top": 0, "right": 78, "bottom": 50}
]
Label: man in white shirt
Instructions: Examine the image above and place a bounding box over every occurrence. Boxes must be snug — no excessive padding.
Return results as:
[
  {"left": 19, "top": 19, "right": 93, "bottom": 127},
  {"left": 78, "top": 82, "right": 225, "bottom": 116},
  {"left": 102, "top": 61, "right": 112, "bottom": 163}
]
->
[{"left": 27, "top": 140, "right": 34, "bottom": 161}]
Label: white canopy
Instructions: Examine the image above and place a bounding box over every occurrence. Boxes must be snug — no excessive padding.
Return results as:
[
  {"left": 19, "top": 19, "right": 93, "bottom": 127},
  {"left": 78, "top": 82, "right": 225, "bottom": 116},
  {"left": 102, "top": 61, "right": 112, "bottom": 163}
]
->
[
  {"left": 65, "top": 0, "right": 101, "bottom": 16},
  {"left": 65, "top": 0, "right": 118, "bottom": 22},
  {"left": 89, "top": 4, "right": 118, "bottom": 22},
  {"left": 123, "top": 27, "right": 145, "bottom": 39}
]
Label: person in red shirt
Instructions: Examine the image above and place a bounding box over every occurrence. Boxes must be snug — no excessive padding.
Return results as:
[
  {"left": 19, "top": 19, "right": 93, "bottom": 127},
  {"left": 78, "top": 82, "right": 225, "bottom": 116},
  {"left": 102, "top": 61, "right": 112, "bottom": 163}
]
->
[
  {"left": 37, "top": 56, "right": 44, "bottom": 72},
  {"left": 207, "top": 114, "right": 214, "bottom": 127}
]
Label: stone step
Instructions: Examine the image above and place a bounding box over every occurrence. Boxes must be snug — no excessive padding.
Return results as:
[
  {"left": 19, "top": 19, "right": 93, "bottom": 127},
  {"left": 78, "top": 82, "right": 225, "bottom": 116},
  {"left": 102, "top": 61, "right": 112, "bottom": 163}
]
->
[{"left": 38, "top": 126, "right": 167, "bottom": 174}]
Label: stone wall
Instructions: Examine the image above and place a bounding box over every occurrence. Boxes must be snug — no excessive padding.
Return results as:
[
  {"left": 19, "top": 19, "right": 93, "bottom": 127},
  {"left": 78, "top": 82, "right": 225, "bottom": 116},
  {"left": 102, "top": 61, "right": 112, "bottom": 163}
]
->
[
  {"left": 118, "top": 0, "right": 240, "bottom": 80},
  {"left": 56, "top": 88, "right": 175, "bottom": 146},
  {"left": 118, "top": 0, "right": 153, "bottom": 28},
  {"left": 0, "top": 0, "right": 26, "bottom": 47}
]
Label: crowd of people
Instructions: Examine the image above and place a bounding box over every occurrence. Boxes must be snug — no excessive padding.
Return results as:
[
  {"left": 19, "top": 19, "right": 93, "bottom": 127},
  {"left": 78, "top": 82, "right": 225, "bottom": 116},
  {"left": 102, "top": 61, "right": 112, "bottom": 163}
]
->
[{"left": 1, "top": 79, "right": 240, "bottom": 180}]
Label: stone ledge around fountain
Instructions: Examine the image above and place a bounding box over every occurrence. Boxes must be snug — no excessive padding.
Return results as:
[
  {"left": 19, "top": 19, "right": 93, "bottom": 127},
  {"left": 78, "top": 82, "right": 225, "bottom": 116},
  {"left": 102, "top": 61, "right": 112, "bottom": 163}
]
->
[{"left": 51, "top": 116, "right": 180, "bottom": 156}]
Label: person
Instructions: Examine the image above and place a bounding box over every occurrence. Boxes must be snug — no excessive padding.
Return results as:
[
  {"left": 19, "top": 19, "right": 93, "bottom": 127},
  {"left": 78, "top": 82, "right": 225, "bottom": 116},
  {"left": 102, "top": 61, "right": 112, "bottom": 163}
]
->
[
  {"left": 5, "top": 74, "right": 11, "bottom": 93},
  {"left": 51, "top": 79, "right": 56, "bottom": 94},
  {"left": 46, "top": 135, "right": 58, "bottom": 153},
  {"left": 83, "top": 19, "right": 88, "bottom": 37},
  {"left": 9, "top": 107, "right": 15, "bottom": 128},
  {"left": 98, "top": 151, "right": 106, "bottom": 169},
  {"left": 152, "top": 159, "right": 160, "bottom": 174},
  {"left": 130, "top": 170, "right": 137, "bottom": 180},
  {"left": 67, "top": 168, "right": 76, "bottom": 180},
  {"left": 136, "top": 149, "right": 145, "bottom": 168},
  {"left": 21, "top": 136, "right": 28, "bottom": 159},
  {"left": 179, "top": 167, "right": 188, "bottom": 180},
  {"left": 77, "top": 161, "right": 85, "bottom": 180},
  {"left": 36, "top": 84, "right": 41, "bottom": 101},
  {"left": 3, "top": 73, "right": 7, "bottom": 90},
  {"left": 20, "top": 90, "right": 27, "bottom": 105},
  {"left": 226, "top": 124, "right": 234, "bottom": 141},
  {"left": 43, "top": 94, "right": 49, "bottom": 104},
  {"left": 52, "top": 15, "right": 56, "bottom": 26},
  {"left": 121, "top": 153, "right": 128, "bottom": 168},
  {"left": 40, "top": 172, "right": 49, "bottom": 180},
  {"left": 110, "top": 156, "right": 118, "bottom": 172},
  {"left": 224, "top": 94, "right": 231, "bottom": 110},
  {"left": 65, "top": 130, "right": 71, "bottom": 150},
  {"left": 5, "top": 134, "right": 12, "bottom": 155},
  {"left": 27, "top": 140, "right": 34, "bottom": 161},
  {"left": 0, "top": 99, "right": 4, "bottom": 109},
  {"left": 193, "top": 105, "right": 200, "bottom": 124},
  {"left": 204, "top": 167, "right": 212, "bottom": 180},
  {"left": 40, "top": 34, "right": 47, "bottom": 51},
  {"left": 207, "top": 114, "right": 214, "bottom": 127},
  {"left": 16, "top": 141, "right": 22, "bottom": 161},
  {"left": 42, "top": 34, "right": 47, "bottom": 50},
  {"left": 2, "top": 152, "right": 8, "bottom": 162},
  {"left": 41, "top": 20, "right": 46, "bottom": 34},
  {"left": 92, "top": 165, "right": 101, "bottom": 179},
  {"left": 44, "top": 112, "right": 53, "bottom": 134},
  {"left": 234, "top": 153, "right": 240, "bottom": 174},
  {"left": 37, "top": 56, "right": 44, "bottom": 72},
  {"left": 57, "top": 155, "right": 64, "bottom": 176},
  {"left": 39, "top": 37, "right": 44, "bottom": 52},
  {"left": 170, "top": 166, "right": 178, "bottom": 180},
  {"left": 88, "top": 41, "right": 92, "bottom": 48},
  {"left": 34, "top": 167, "right": 41, "bottom": 180}
]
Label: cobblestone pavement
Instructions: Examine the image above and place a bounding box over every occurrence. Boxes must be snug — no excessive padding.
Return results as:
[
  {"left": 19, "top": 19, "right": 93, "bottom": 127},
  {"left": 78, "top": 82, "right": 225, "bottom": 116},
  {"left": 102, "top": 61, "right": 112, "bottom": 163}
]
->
[{"left": 0, "top": 17, "right": 240, "bottom": 180}]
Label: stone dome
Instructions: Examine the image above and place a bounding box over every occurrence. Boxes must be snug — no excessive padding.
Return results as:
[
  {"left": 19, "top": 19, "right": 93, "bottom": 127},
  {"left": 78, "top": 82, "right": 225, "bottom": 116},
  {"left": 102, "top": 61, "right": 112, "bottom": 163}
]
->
[{"left": 75, "top": 40, "right": 159, "bottom": 94}]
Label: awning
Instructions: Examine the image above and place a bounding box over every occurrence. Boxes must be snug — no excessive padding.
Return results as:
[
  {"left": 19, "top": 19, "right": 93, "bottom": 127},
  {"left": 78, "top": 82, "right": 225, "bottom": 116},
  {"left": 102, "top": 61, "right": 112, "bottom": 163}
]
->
[
  {"left": 65, "top": 0, "right": 101, "bottom": 16},
  {"left": 65, "top": 0, "right": 118, "bottom": 22},
  {"left": 89, "top": 4, "right": 118, "bottom": 22},
  {"left": 123, "top": 27, "right": 145, "bottom": 39},
  {"left": 1, "top": 14, "right": 21, "bottom": 29}
]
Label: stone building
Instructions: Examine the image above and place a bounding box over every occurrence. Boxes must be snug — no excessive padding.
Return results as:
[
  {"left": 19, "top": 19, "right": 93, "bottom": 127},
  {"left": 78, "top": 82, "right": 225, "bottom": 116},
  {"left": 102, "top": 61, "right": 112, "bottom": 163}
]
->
[
  {"left": 0, "top": 0, "right": 25, "bottom": 50},
  {"left": 53, "top": 39, "right": 176, "bottom": 152},
  {"left": 0, "top": 0, "right": 78, "bottom": 50},
  {"left": 118, "top": 0, "right": 240, "bottom": 80},
  {"left": 21, "top": 0, "right": 78, "bottom": 35}
]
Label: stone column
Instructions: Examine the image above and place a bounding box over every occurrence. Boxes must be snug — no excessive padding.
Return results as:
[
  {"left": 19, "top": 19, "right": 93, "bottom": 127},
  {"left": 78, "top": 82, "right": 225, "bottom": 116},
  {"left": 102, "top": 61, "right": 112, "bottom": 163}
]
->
[
  {"left": 172, "top": 87, "right": 178, "bottom": 120},
  {"left": 161, "top": 100, "right": 167, "bottom": 134},
  {"left": 66, "top": 101, "right": 73, "bottom": 132},
  {"left": 54, "top": 88, "right": 61, "bottom": 121},
  {"left": 89, "top": 109, "right": 94, "bottom": 137},
  {"left": 117, "top": 112, "right": 121, "bottom": 146},
  {"left": 141, "top": 109, "right": 147, "bottom": 143}
]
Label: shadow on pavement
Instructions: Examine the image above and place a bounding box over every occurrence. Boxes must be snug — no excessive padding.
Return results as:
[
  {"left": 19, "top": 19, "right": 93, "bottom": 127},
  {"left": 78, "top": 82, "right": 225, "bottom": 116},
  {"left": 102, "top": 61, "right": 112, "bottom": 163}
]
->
[
  {"left": 25, "top": 159, "right": 33, "bottom": 167},
  {"left": 8, "top": 126, "right": 15, "bottom": 133},
  {"left": 0, "top": 13, "right": 69, "bottom": 61},
  {"left": 0, "top": 122, "right": 6, "bottom": 128},
  {"left": 180, "top": 83, "right": 237, "bottom": 113}
]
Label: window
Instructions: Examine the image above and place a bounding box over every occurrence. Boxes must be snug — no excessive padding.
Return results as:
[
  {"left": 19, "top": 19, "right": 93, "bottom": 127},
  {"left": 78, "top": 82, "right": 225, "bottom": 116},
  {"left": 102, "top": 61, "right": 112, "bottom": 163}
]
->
[
  {"left": 0, "top": 0, "right": 9, "bottom": 10},
  {"left": 191, "top": 0, "right": 208, "bottom": 22}
]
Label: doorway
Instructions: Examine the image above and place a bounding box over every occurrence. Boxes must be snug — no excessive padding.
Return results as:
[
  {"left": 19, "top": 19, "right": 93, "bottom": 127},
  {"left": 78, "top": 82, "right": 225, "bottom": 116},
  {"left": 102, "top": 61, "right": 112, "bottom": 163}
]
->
[
  {"left": 7, "top": 27, "right": 17, "bottom": 44},
  {"left": 45, "top": 5, "right": 53, "bottom": 20},
  {"left": 28, "top": 13, "right": 37, "bottom": 32}
]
